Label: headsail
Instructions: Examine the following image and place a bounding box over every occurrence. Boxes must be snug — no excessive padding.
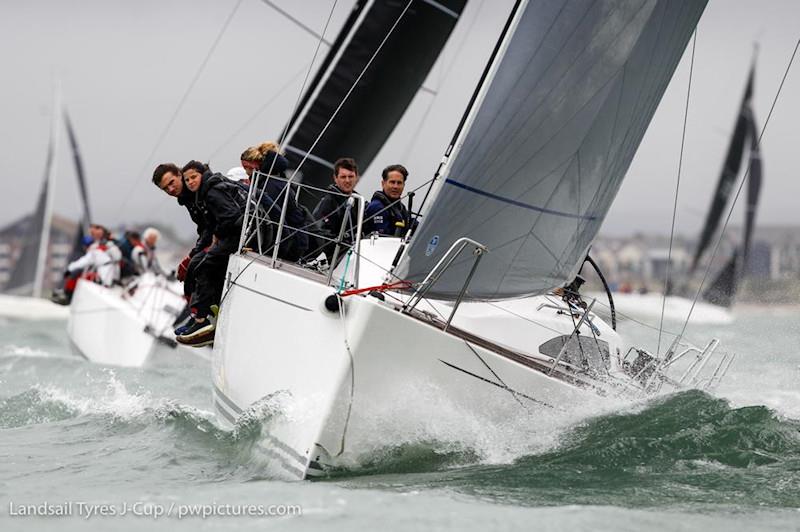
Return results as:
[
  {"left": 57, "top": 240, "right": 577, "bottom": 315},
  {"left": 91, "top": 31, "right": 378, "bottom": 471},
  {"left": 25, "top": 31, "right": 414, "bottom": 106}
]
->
[
  {"left": 282, "top": 0, "right": 466, "bottom": 194},
  {"left": 741, "top": 110, "right": 761, "bottom": 273},
  {"left": 64, "top": 109, "right": 93, "bottom": 263},
  {"left": 399, "top": 0, "right": 707, "bottom": 299},
  {"left": 689, "top": 67, "right": 755, "bottom": 275},
  {"left": 702, "top": 249, "right": 738, "bottom": 307}
]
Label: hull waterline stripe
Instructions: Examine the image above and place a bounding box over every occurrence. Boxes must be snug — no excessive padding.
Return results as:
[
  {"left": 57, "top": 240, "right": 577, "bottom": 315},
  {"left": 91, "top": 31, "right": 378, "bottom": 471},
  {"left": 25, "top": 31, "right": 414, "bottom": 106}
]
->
[
  {"left": 439, "top": 359, "right": 555, "bottom": 408},
  {"left": 445, "top": 178, "right": 597, "bottom": 220},
  {"left": 230, "top": 281, "right": 313, "bottom": 312},
  {"left": 214, "top": 397, "right": 239, "bottom": 425},
  {"left": 256, "top": 442, "right": 306, "bottom": 479},
  {"left": 213, "top": 383, "right": 244, "bottom": 415},
  {"left": 213, "top": 399, "right": 308, "bottom": 478},
  {"left": 213, "top": 385, "right": 310, "bottom": 469}
]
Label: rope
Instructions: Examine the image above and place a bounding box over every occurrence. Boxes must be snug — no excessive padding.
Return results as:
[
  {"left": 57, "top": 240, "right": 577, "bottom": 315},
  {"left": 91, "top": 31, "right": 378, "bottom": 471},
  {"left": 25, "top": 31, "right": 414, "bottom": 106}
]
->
[
  {"left": 676, "top": 38, "right": 799, "bottom": 346},
  {"left": 658, "top": 29, "right": 696, "bottom": 355},
  {"left": 339, "top": 280, "right": 412, "bottom": 297},
  {"left": 119, "top": 0, "right": 245, "bottom": 217}
]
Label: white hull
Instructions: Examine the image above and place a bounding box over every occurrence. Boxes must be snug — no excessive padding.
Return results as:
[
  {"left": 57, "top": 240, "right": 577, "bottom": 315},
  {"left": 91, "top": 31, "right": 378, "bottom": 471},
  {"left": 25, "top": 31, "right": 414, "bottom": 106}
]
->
[
  {"left": 601, "top": 292, "right": 733, "bottom": 325},
  {"left": 212, "top": 245, "right": 639, "bottom": 480},
  {"left": 0, "top": 295, "right": 69, "bottom": 321},
  {"left": 67, "top": 274, "right": 210, "bottom": 367}
]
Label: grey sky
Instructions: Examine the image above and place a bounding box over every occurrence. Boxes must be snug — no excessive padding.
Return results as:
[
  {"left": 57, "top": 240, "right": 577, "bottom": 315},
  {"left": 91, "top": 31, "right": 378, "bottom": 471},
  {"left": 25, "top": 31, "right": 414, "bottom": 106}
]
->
[{"left": 1, "top": 0, "right": 798, "bottom": 241}]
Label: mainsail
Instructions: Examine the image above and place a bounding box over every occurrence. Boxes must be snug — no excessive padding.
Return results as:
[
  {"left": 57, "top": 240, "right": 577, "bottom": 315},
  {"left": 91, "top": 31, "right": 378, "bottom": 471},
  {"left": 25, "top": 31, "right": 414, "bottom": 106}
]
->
[
  {"left": 4, "top": 146, "right": 54, "bottom": 295},
  {"left": 282, "top": 0, "right": 466, "bottom": 193},
  {"left": 698, "top": 77, "right": 762, "bottom": 307},
  {"left": 400, "top": 0, "right": 707, "bottom": 299}
]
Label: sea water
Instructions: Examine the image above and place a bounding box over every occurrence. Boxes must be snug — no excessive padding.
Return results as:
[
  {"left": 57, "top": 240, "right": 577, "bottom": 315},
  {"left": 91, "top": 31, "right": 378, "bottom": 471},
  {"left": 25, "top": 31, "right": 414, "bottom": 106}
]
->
[{"left": 0, "top": 306, "right": 798, "bottom": 531}]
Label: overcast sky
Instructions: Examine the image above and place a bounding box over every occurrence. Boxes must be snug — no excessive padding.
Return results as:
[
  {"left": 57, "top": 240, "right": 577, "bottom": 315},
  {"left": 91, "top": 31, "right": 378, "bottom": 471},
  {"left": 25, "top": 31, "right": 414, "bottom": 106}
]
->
[{"left": 1, "top": 0, "right": 798, "bottom": 240}]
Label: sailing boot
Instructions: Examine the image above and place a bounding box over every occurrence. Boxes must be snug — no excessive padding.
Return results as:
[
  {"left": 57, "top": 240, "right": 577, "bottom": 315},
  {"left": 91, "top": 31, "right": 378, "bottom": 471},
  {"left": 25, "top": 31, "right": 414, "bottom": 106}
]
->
[{"left": 176, "top": 305, "right": 219, "bottom": 347}]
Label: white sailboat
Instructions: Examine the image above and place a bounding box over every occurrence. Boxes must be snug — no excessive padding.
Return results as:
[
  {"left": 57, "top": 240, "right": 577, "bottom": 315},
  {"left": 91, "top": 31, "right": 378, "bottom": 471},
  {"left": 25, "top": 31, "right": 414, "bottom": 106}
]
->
[
  {"left": 67, "top": 272, "right": 211, "bottom": 367},
  {"left": 210, "top": 0, "right": 733, "bottom": 480}
]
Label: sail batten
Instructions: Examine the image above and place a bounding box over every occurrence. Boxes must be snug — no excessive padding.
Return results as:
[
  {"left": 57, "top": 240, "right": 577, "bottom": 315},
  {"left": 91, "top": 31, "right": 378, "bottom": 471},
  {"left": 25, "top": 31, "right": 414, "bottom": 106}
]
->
[{"left": 400, "top": 0, "right": 706, "bottom": 299}]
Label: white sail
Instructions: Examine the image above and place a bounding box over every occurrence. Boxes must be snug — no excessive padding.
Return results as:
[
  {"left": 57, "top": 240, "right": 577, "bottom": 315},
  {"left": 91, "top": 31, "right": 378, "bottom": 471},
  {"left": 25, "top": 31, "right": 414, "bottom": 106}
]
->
[{"left": 399, "top": 0, "right": 706, "bottom": 299}]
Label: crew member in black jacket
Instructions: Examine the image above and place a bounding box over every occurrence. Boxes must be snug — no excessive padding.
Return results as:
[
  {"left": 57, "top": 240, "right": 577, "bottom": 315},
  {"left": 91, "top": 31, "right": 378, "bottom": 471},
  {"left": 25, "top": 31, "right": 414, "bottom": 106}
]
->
[
  {"left": 174, "top": 160, "right": 248, "bottom": 347},
  {"left": 152, "top": 162, "right": 212, "bottom": 327},
  {"left": 311, "top": 157, "right": 360, "bottom": 263}
]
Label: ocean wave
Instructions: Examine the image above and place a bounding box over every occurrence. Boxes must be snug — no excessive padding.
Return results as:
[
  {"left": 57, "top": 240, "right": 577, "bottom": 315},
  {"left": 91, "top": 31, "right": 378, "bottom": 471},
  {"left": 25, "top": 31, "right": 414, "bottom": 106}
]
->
[{"left": 328, "top": 391, "right": 800, "bottom": 507}]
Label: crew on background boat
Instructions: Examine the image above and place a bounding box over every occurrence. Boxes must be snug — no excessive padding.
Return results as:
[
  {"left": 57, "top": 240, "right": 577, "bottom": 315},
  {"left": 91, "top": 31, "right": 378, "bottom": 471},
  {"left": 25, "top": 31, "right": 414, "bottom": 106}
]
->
[
  {"left": 131, "top": 227, "right": 166, "bottom": 276},
  {"left": 51, "top": 223, "right": 122, "bottom": 304},
  {"left": 174, "top": 160, "right": 248, "bottom": 347},
  {"left": 240, "top": 141, "right": 311, "bottom": 261},
  {"left": 363, "top": 164, "right": 411, "bottom": 237},
  {"left": 117, "top": 230, "right": 143, "bottom": 279},
  {"left": 311, "top": 157, "right": 360, "bottom": 262}
]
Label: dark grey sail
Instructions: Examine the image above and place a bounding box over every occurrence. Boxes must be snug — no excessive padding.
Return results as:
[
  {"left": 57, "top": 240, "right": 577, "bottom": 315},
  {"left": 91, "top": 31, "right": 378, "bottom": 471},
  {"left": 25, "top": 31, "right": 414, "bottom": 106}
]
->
[
  {"left": 399, "top": 0, "right": 707, "bottom": 299},
  {"left": 689, "top": 67, "right": 755, "bottom": 275},
  {"left": 64, "top": 109, "right": 93, "bottom": 263},
  {"left": 5, "top": 145, "right": 54, "bottom": 295},
  {"left": 282, "top": 0, "right": 467, "bottom": 196},
  {"left": 696, "top": 65, "right": 760, "bottom": 307}
]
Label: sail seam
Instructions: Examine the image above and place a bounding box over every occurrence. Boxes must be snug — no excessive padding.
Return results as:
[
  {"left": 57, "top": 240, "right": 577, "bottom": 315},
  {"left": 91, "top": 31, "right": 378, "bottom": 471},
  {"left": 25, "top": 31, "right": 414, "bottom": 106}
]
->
[{"left": 444, "top": 178, "right": 596, "bottom": 220}]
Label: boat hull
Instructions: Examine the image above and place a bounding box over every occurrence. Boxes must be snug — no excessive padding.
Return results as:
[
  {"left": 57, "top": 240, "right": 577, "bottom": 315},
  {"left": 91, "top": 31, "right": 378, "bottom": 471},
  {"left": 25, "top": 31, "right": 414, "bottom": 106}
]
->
[
  {"left": 213, "top": 254, "right": 625, "bottom": 479},
  {"left": 67, "top": 275, "right": 210, "bottom": 367}
]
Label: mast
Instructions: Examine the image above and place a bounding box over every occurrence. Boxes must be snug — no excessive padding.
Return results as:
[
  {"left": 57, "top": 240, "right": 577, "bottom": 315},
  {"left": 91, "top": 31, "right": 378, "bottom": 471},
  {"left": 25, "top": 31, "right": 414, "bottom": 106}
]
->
[{"left": 32, "top": 82, "right": 61, "bottom": 298}]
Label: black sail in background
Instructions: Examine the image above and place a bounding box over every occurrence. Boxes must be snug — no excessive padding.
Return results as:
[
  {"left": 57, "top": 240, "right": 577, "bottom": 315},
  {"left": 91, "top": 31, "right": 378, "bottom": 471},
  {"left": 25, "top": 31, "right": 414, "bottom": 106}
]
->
[
  {"left": 689, "top": 67, "right": 754, "bottom": 276},
  {"left": 282, "top": 0, "right": 466, "bottom": 197},
  {"left": 64, "top": 109, "right": 93, "bottom": 262},
  {"left": 5, "top": 145, "right": 54, "bottom": 295}
]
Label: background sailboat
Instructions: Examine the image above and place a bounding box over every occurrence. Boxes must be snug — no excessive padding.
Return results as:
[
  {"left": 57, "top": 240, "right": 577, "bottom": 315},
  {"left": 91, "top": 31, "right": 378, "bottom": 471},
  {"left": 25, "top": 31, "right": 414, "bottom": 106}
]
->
[
  {"left": 0, "top": 93, "right": 91, "bottom": 320},
  {"left": 607, "top": 63, "right": 761, "bottom": 325}
]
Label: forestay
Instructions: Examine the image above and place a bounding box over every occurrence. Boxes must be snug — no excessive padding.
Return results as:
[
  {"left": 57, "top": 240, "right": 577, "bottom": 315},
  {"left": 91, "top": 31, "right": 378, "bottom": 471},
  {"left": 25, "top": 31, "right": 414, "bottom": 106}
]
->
[{"left": 400, "top": 0, "right": 706, "bottom": 299}]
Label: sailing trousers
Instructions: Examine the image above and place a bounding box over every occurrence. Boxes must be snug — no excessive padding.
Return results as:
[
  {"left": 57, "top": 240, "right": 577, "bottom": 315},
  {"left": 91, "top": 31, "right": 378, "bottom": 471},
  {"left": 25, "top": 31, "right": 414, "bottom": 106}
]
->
[{"left": 189, "top": 237, "right": 238, "bottom": 319}]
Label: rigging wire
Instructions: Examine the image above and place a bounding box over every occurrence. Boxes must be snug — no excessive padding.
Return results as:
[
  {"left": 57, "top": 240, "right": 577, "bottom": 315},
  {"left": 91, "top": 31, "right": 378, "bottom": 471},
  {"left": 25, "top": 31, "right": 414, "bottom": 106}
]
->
[
  {"left": 657, "top": 29, "right": 697, "bottom": 355},
  {"left": 207, "top": 62, "right": 311, "bottom": 163},
  {"left": 260, "top": 0, "right": 333, "bottom": 46},
  {"left": 119, "top": 0, "right": 245, "bottom": 217},
  {"left": 399, "top": 0, "right": 484, "bottom": 163},
  {"left": 675, "top": 37, "right": 800, "bottom": 347}
]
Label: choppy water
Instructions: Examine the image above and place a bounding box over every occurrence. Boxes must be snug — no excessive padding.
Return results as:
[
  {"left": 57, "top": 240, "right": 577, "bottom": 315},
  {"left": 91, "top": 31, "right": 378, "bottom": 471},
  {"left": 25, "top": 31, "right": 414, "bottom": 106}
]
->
[{"left": 1, "top": 307, "right": 799, "bottom": 531}]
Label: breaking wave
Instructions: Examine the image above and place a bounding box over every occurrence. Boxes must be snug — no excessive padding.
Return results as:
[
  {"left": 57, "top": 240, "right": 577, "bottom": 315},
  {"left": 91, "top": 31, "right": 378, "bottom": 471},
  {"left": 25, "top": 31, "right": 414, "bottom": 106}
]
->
[{"left": 330, "top": 391, "right": 800, "bottom": 508}]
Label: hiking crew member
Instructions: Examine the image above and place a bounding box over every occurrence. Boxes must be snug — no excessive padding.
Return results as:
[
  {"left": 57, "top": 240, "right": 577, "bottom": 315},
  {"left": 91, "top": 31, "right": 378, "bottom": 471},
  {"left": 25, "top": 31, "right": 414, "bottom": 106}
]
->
[
  {"left": 152, "top": 163, "right": 212, "bottom": 325},
  {"left": 175, "top": 161, "right": 247, "bottom": 346},
  {"left": 311, "top": 157, "right": 360, "bottom": 263},
  {"left": 363, "top": 164, "right": 411, "bottom": 237},
  {"left": 240, "top": 141, "right": 311, "bottom": 261}
]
